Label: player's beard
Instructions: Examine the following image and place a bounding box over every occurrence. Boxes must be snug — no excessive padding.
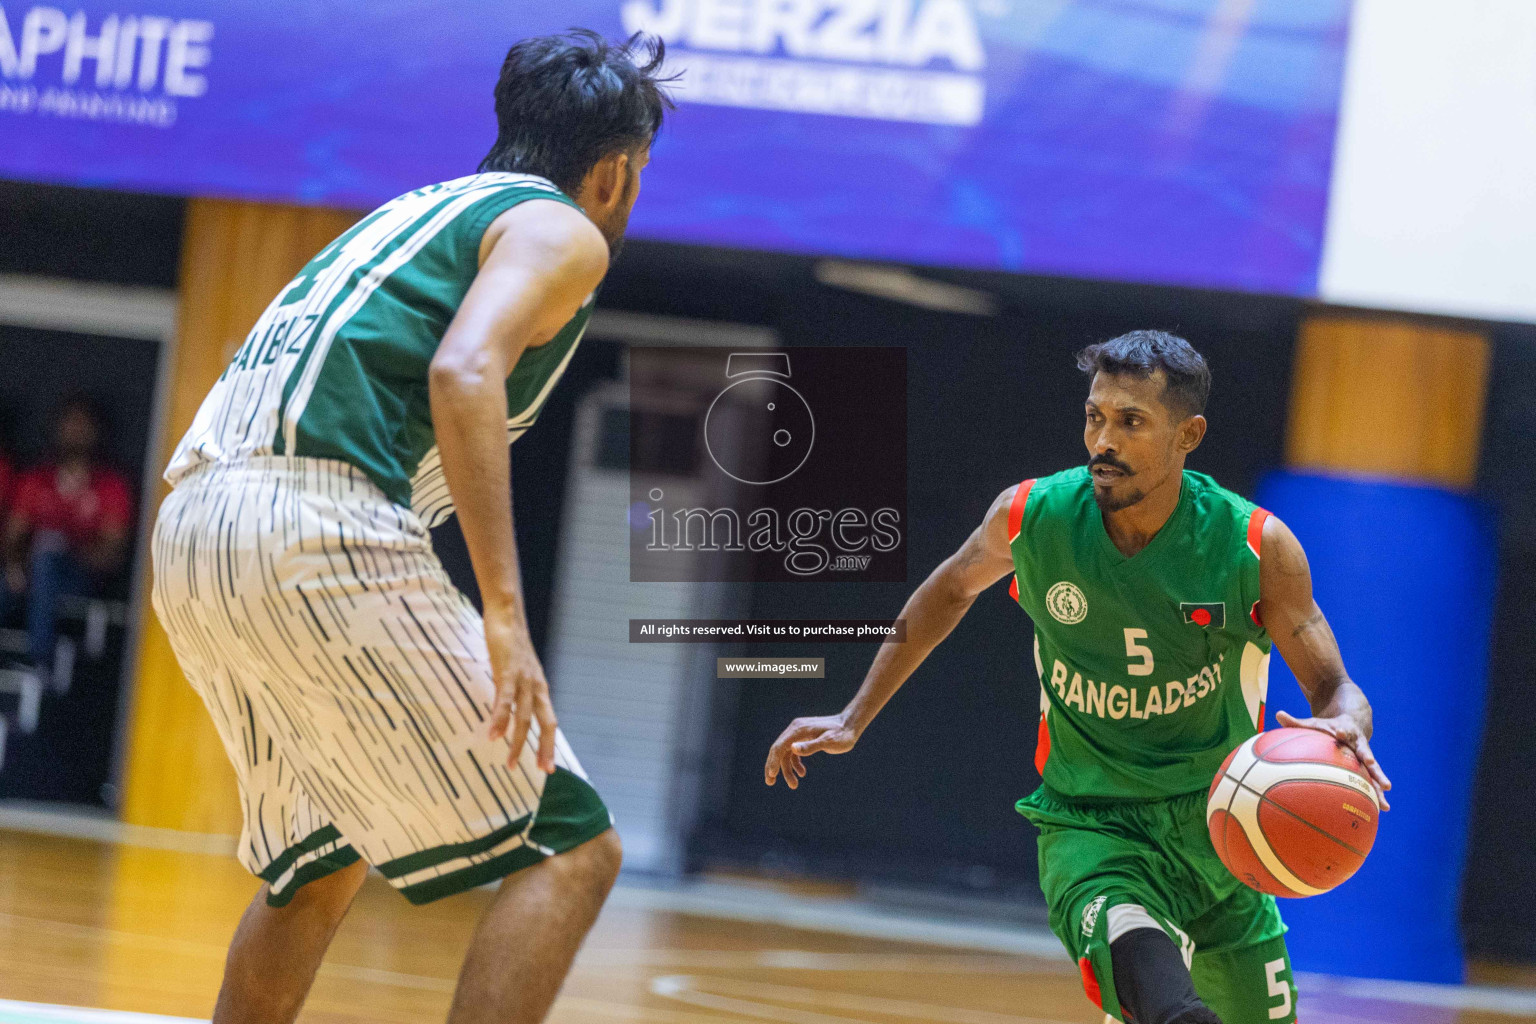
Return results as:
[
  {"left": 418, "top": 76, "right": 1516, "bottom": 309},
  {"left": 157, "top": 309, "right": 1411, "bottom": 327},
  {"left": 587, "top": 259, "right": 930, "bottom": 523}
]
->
[
  {"left": 1091, "top": 458, "right": 1180, "bottom": 512},
  {"left": 605, "top": 229, "right": 627, "bottom": 265},
  {"left": 1093, "top": 481, "right": 1145, "bottom": 512},
  {"left": 599, "top": 168, "right": 638, "bottom": 265},
  {"left": 1089, "top": 454, "right": 1142, "bottom": 511}
]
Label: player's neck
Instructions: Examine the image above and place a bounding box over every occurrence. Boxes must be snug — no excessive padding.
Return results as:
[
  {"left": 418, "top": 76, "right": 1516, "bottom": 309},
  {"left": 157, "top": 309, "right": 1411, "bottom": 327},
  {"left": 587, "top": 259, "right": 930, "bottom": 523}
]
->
[{"left": 1100, "top": 470, "right": 1183, "bottom": 558}]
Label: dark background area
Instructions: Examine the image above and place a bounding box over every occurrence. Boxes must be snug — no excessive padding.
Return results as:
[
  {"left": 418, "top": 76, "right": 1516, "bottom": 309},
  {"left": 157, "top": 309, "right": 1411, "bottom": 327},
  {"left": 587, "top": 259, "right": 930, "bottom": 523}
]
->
[
  {"left": 0, "top": 182, "right": 183, "bottom": 287},
  {"left": 0, "top": 320, "right": 162, "bottom": 806},
  {"left": 1463, "top": 318, "right": 1536, "bottom": 962},
  {"left": 1, "top": 181, "right": 1532, "bottom": 962}
]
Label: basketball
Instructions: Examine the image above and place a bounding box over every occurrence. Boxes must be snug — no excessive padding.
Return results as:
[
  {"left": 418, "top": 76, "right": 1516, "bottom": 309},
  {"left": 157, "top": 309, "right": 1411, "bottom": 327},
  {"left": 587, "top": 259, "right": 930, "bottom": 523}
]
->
[{"left": 1207, "top": 728, "right": 1381, "bottom": 898}]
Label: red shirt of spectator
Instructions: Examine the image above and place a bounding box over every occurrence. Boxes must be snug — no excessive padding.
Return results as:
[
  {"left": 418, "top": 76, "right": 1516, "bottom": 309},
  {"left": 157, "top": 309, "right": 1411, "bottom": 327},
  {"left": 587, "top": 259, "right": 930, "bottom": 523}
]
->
[{"left": 12, "top": 464, "right": 132, "bottom": 551}]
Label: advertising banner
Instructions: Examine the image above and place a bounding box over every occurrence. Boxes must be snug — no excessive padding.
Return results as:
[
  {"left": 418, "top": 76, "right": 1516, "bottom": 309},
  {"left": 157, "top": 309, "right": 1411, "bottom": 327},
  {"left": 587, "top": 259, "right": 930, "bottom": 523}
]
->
[{"left": 0, "top": 0, "right": 1351, "bottom": 293}]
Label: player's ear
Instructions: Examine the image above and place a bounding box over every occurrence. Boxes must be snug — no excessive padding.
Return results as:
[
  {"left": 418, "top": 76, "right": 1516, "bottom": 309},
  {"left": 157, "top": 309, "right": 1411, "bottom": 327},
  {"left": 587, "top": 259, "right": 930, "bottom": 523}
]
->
[
  {"left": 1178, "top": 414, "right": 1207, "bottom": 453},
  {"left": 583, "top": 151, "right": 630, "bottom": 214}
]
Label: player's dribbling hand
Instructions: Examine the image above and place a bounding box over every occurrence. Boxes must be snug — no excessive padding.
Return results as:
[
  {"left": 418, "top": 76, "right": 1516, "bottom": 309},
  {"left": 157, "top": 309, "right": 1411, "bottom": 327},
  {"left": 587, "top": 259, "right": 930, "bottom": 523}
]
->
[
  {"left": 765, "top": 714, "right": 858, "bottom": 789},
  {"left": 485, "top": 607, "right": 558, "bottom": 774},
  {"left": 1274, "top": 709, "right": 1392, "bottom": 811}
]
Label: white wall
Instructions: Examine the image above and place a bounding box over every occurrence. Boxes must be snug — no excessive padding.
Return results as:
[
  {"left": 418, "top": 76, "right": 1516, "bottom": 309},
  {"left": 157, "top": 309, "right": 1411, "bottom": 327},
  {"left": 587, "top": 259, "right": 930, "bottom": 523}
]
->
[{"left": 1320, "top": 0, "right": 1536, "bottom": 324}]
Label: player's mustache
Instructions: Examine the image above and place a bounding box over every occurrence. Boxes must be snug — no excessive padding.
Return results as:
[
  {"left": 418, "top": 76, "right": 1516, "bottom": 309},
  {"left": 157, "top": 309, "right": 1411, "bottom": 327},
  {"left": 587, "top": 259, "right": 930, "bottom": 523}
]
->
[{"left": 1088, "top": 454, "right": 1133, "bottom": 475}]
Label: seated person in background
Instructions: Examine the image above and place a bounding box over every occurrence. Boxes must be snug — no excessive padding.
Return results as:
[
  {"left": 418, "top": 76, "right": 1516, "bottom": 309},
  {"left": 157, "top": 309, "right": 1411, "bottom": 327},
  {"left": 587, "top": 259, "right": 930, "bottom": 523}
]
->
[{"left": 1, "top": 395, "right": 131, "bottom": 678}]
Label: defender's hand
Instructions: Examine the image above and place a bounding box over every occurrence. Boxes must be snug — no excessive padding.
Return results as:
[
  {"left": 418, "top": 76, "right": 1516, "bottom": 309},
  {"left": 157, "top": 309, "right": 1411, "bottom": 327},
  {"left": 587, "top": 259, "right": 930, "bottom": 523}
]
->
[
  {"left": 1275, "top": 709, "right": 1392, "bottom": 811},
  {"left": 765, "top": 715, "right": 858, "bottom": 789},
  {"left": 485, "top": 607, "right": 557, "bottom": 774}
]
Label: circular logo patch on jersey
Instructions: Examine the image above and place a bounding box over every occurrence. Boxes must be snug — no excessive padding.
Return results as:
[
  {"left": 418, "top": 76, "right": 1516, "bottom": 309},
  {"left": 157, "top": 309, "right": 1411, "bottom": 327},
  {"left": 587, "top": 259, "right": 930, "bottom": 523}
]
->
[{"left": 1046, "top": 581, "right": 1088, "bottom": 624}]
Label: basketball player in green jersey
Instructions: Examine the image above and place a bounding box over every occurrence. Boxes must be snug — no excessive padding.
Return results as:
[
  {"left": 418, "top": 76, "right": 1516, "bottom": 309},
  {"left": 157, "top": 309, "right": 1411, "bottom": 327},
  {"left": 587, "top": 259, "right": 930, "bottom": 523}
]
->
[
  {"left": 153, "top": 31, "right": 671, "bottom": 1024},
  {"left": 765, "top": 332, "right": 1393, "bottom": 1024}
]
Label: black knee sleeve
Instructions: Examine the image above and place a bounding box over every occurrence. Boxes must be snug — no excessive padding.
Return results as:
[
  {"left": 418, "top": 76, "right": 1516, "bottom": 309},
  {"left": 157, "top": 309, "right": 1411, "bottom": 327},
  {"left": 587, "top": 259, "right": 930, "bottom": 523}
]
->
[
  {"left": 1167, "top": 1009, "right": 1223, "bottom": 1024},
  {"left": 1110, "top": 927, "right": 1222, "bottom": 1024}
]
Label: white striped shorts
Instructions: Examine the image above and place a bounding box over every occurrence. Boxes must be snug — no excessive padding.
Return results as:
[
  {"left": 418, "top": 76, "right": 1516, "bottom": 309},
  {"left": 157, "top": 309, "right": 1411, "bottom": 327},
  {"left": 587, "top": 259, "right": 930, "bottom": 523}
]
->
[{"left": 151, "top": 456, "right": 611, "bottom": 905}]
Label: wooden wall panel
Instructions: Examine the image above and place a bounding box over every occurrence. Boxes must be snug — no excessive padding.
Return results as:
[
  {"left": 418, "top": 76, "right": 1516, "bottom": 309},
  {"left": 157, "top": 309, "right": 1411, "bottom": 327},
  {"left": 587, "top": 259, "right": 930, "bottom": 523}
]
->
[
  {"left": 121, "top": 199, "right": 357, "bottom": 833},
  {"left": 1286, "top": 316, "right": 1490, "bottom": 490}
]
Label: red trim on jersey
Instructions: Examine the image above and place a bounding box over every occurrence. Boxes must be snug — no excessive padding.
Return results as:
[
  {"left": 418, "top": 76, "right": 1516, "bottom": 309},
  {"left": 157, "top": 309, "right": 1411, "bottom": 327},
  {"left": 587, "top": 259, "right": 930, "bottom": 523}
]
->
[
  {"left": 1247, "top": 507, "right": 1271, "bottom": 561},
  {"left": 1008, "top": 576, "right": 1020, "bottom": 602},
  {"left": 1258, "top": 701, "right": 1267, "bottom": 733},
  {"left": 1007, "top": 478, "right": 1036, "bottom": 543},
  {"left": 1034, "top": 710, "right": 1051, "bottom": 775},
  {"left": 1078, "top": 957, "right": 1104, "bottom": 1010},
  {"left": 1249, "top": 509, "right": 1272, "bottom": 631}
]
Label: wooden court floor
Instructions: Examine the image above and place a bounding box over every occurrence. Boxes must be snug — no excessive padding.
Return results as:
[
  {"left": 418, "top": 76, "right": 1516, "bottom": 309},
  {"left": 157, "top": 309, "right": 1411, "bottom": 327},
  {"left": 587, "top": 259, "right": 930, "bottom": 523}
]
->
[{"left": 0, "top": 829, "right": 1522, "bottom": 1024}]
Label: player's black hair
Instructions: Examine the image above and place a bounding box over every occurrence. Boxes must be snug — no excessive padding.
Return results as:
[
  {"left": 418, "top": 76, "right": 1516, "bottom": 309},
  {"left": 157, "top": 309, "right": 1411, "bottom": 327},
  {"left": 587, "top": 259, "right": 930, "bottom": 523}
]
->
[
  {"left": 479, "top": 30, "right": 675, "bottom": 197},
  {"left": 1076, "top": 330, "right": 1212, "bottom": 418}
]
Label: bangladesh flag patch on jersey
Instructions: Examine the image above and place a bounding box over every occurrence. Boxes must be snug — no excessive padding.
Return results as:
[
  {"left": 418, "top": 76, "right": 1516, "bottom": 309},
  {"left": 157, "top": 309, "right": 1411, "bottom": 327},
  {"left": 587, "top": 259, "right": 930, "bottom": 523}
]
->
[{"left": 1180, "top": 602, "right": 1226, "bottom": 628}]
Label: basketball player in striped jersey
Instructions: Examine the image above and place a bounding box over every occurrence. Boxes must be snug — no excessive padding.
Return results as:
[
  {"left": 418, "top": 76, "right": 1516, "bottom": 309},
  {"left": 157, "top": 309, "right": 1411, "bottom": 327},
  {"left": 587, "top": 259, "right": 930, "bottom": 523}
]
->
[
  {"left": 766, "top": 332, "right": 1393, "bottom": 1024},
  {"left": 151, "top": 31, "right": 671, "bottom": 1024}
]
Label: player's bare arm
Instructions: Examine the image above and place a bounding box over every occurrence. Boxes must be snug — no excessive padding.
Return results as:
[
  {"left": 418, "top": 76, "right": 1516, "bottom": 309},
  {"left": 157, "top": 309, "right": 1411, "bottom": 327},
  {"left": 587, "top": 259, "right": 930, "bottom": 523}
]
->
[
  {"left": 1258, "top": 513, "right": 1393, "bottom": 809},
  {"left": 430, "top": 199, "right": 609, "bottom": 773},
  {"left": 765, "top": 482, "right": 1020, "bottom": 788}
]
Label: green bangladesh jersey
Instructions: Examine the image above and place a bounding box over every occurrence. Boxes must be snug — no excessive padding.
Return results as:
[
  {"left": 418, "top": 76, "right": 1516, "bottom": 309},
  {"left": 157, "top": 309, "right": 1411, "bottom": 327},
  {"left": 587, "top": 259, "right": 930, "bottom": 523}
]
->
[
  {"left": 165, "top": 172, "right": 596, "bottom": 527},
  {"left": 1007, "top": 466, "right": 1274, "bottom": 801}
]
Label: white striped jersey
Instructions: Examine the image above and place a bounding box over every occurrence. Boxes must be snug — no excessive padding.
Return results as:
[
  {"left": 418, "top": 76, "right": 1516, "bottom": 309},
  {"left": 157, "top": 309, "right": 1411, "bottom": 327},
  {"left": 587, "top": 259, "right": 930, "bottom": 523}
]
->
[{"left": 165, "top": 172, "right": 596, "bottom": 527}]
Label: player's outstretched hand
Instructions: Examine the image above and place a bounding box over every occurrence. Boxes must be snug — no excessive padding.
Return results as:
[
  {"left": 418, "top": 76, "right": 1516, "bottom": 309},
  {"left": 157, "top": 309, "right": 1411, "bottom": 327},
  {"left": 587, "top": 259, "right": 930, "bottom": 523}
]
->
[
  {"left": 485, "top": 608, "right": 558, "bottom": 774},
  {"left": 1275, "top": 709, "right": 1392, "bottom": 811},
  {"left": 765, "top": 714, "right": 858, "bottom": 789}
]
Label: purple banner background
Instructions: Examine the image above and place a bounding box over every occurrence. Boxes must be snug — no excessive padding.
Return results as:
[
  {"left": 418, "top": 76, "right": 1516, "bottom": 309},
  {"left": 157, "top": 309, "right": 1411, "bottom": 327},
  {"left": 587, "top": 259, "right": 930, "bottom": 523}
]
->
[{"left": 0, "top": 0, "right": 1351, "bottom": 294}]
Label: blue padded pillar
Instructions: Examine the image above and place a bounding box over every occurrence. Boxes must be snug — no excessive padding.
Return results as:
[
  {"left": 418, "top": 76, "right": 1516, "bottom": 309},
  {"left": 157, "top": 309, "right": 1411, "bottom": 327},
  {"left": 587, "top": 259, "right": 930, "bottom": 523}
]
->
[{"left": 1256, "top": 471, "right": 1497, "bottom": 983}]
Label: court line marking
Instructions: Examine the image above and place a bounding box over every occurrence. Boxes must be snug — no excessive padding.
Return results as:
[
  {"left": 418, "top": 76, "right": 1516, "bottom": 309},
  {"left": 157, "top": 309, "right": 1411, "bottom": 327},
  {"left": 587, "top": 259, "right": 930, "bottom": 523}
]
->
[
  {"left": 0, "top": 908, "right": 1056, "bottom": 987},
  {"left": 579, "top": 948, "right": 1073, "bottom": 974},
  {"left": 2, "top": 812, "right": 1535, "bottom": 1017},
  {"left": 0, "top": 804, "right": 235, "bottom": 856},
  {"left": 605, "top": 880, "right": 1066, "bottom": 958},
  {"left": 0, "top": 996, "right": 1407, "bottom": 1024},
  {"left": 0, "top": 1001, "right": 202, "bottom": 1024},
  {"left": 6, "top": 901, "right": 1536, "bottom": 1018},
  {"left": 557, "top": 995, "right": 785, "bottom": 1024},
  {"left": 650, "top": 974, "right": 1079, "bottom": 1024},
  {"left": 1297, "top": 971, "right": 1536, "bottom": 1016},
  {"left": 608, "top": 885, "right": 1536, "bottom": 1017},
  {"left": 0, "top": 996, "right": 762, "bottom": 1024}
]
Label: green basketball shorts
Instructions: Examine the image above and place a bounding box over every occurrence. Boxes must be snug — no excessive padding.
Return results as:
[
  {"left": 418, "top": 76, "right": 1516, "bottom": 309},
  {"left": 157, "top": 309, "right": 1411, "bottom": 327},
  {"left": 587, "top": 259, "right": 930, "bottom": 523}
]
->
[{"left": 1017, "top": 785, "right": 1297, "bottom": 1024}]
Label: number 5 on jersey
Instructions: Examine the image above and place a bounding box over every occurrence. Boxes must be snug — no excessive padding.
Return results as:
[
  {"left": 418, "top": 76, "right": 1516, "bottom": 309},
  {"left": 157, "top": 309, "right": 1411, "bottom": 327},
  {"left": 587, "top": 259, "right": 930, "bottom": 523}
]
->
[{"left": 1124, "top": 628, "right": 1154, "bottom": 676}]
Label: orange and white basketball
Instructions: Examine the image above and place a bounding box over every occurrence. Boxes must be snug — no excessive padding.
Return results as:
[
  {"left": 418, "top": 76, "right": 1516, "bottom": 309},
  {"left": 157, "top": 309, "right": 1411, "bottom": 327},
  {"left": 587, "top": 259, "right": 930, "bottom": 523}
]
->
[{"left": 1206, "top": 727, "right": 1380, "bottom": 898}]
